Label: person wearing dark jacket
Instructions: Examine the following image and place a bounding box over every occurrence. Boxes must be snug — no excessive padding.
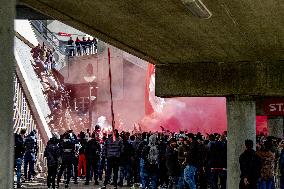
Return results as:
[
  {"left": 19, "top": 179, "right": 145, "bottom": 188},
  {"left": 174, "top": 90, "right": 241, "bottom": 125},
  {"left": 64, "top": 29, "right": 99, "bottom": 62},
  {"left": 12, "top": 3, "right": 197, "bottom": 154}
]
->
[
  {"left": 239, "top": 139, "right": 261, "bottom": 189},
  {"left": 14, "top": 129, "right": 26, "bottom": 188},
  {"left": 75, "top": 37, "right": 81, "bottom": 56},
  {"left": 57, "top": 132, "right": 77, "bottom": 188},
  {"left": 44, "top": 137, "right": 60, "bottom": 189},
  {"left": 118, "top": 134, "right": 135, "bottom": 187},
  {"left": 184, "top": 133, "right": 199, "bottom": 189},
  {"left": 166, "top": 138, "right": 180, "bottom": 189},
  {"left": 84, "top": 132, "right": 101, "bottom": 185},
  {"left": 102, "top": 130, "right": 123, "bottom": 189},
  {"left": 24, "top": 130, "right": 38, "bottom": 181},
  {"left": 78, "top": 132, "right": 87, "bottom": 178},
  {"left": 208, "top": 135, "right": 227, "bottom": 189}
]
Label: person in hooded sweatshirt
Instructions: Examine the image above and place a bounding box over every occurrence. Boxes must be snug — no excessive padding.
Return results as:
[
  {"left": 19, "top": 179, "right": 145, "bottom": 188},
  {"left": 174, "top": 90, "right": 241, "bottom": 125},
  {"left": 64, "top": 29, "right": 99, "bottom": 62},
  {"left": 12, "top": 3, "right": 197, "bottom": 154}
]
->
[
  {"left": 44, "top": 137, "right": 60, "bottom": 189},
  {"left": 239, "top": 139, "right": 261, "bottom": 189},
  {"left": 141, "top": 134, "right": 160, "bottom": 189}
]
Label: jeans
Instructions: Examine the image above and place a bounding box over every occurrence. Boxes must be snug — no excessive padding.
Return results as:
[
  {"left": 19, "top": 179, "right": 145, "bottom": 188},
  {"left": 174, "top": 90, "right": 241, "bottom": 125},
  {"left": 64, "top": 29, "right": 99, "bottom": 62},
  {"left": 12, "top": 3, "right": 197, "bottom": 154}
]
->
[
  {"left": 259, "top": 178, "right": 274, "bottom": 189},
  {"left": 98, "top": 156, "right": 105, "bottom": 180},
  {"left": 140, "top": 158, "right": 158, "bottom": 189},
  {"left": 15, "top": 158, "right": 23, "bottom": 185},
  {"left": 168, "top": 176, "right": 179, "bottom": 189},
  {"left": 178, "top": 168, "right": 185, "bottom": 189},
  {"left": 210, "top": 169, "right": 226, "bottom": 189},
  {"left": 184, "top": 165, "right": 197, "bottom": 189},
  {"left": 119, "top": 163, "right": 131, "bottom": 185},
  {"left": 280, "top": 176, "right": 284, "bottom": 189},
  {"left": 24, "top": 152, "right": 35, "bottom": 179}
]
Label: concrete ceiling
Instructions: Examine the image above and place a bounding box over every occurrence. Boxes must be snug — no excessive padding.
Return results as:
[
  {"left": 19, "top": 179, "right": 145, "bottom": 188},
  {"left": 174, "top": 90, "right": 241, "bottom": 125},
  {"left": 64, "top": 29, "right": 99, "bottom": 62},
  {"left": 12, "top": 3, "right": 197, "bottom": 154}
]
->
[{"left": 20, "top": 0, "right": 283, "bottom": 65}]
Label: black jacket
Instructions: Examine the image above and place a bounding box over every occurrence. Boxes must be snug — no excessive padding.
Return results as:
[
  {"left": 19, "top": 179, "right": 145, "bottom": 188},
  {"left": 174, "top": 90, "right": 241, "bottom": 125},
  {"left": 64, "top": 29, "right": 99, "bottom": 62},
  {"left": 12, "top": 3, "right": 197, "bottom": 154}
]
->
[
  {"left": 239, "top": 149, "right": 261, "bottom": 180},
  {"left": 166, "top": 145, "right": 180, "bottom": 176},
  {"left": 85, "top": 139, "right": 101, "bottom": 159},
  {"left": 44, "top": 141, "right": 60, "bottom": 166},
  {"left": 185, "top": 140, "right": 199, "bottom": 167},
  {"left": 208, "top": 141, "right": 227, "bottom": 168},
  {"left": 14, "top": 134, "right": 25, "bottom": 159},
  {"left": 120, "top": 140, "right": 134, "bottom": 164}
]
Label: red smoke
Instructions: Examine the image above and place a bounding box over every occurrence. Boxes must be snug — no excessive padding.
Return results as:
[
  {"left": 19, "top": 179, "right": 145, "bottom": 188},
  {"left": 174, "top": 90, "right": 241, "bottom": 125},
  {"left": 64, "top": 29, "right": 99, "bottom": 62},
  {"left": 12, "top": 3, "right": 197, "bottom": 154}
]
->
[
  {"left": 141, "top": 97, "right": 227, "bottom": 133},
  {"left": 141, "top": 97, "right": 268, "bottom": 134}
]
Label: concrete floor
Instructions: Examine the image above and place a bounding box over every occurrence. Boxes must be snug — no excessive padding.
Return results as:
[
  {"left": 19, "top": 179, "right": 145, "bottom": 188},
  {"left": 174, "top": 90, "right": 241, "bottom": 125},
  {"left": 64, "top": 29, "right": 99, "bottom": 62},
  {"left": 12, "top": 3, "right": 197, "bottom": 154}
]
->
[{"left": 19, "top": 178, "right": 135, "bottom": 189}]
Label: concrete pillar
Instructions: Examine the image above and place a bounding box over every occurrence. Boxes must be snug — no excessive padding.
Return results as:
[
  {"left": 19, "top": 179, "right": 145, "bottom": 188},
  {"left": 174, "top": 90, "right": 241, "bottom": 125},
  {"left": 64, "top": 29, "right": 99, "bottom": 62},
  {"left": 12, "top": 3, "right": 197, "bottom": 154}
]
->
[
  {"left": 268, "top": 116, "right": 283, "bottom": 138},
  {"left": 0, "top": 0, "right": 15, "bottom": 188},
  {"left": 227, "top": 97, "right": 256, "bottom": 189}
]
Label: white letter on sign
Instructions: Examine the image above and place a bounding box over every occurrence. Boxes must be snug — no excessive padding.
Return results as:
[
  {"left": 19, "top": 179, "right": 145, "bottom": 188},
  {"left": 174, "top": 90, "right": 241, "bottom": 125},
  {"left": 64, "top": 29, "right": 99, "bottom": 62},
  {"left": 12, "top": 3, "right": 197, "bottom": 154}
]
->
[{"left": 269, "top": 104, "right": 276, "bottom": 112}]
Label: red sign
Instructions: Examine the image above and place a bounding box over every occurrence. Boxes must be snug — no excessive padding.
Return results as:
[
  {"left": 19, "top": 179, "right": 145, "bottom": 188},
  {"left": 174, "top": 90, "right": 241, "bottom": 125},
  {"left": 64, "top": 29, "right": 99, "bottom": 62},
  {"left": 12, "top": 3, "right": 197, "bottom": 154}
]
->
[
  {"left": 264, "top": 98, "right": 284, "bottom": 115},
  {"left": 57, "top": 32, "right": 71, "bottom": 37}
]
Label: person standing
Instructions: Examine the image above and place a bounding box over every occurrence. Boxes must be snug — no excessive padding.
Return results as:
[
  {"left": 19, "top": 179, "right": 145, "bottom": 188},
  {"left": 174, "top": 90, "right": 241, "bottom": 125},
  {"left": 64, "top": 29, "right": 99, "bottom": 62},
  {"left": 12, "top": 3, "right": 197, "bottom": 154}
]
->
[
  {"left": 239, "top": 139, "right": 261, "bottom": 189},
  {"left": 57, "top": 131, "right": 77, "bottom": 188},
  {"left": 84, "top": 132, "right": 101, "bottom": 185},
  {"left": 166, "top": 138, "right": 180, "bottom": 189},
  {"left": 14, "top": 129, "right": 26, "bottom": 188},
  {"left": 184, "top": 133, "right": 199, "bottom": 189},
  {"left": 44, "top": 137, "right": 60, "bottom": 189},
  {"left": 78, "top": 132, "right": 87, "bottom": 178},
  {"left": 279, "top": 140, "right": 284, "bottom": 189},
  {"left": 118, "top": 134, "right": 134, "bottom": 187},
  {"left": 102, "top": 130, "right": 123, "bottom": 189},
  {"left": 257, "top": 139, "right": 276, "bottom": 189},
  {"left": 24, "top": 130, "right": 38, "bottom": 181},
  {"left": 67, "top": 37, "right": 74, "bottom": 56}
]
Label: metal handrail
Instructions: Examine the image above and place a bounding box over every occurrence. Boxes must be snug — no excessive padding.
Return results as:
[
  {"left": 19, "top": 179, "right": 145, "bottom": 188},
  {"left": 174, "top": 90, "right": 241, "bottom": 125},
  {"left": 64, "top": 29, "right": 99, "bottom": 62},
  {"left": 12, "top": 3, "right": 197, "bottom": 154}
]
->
[{"left": 30, "top": 20, "right": 67, "bottom": 55}]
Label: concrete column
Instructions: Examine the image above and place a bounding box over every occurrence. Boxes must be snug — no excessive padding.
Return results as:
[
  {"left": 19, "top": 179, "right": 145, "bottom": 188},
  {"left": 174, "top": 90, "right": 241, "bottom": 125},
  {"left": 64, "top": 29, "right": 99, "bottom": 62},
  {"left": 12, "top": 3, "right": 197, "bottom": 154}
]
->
[
  {"left": 227, "top": 97, "right": 256, "bottom": 189},
  {"left": 0, "top": 0, "right": 15, "bottom": 188},
  {"left": 268, "top": 116, "right": 283, "bottom": 138}
]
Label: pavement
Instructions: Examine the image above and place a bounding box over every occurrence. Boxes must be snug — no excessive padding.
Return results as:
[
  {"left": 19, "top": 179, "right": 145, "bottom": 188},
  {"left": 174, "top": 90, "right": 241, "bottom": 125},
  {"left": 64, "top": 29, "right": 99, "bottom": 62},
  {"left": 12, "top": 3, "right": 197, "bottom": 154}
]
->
[{"left": 18, "top": 178, "right": 137, "bottom": 189}]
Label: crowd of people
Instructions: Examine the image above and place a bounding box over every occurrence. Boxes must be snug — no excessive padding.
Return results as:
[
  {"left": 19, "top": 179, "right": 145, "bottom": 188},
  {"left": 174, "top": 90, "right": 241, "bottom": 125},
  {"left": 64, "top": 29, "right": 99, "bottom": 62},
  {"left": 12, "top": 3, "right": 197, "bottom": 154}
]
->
[
  {"left": 67, "top": 36, "right": 97, "bottom": 57},
  {"left": 14, "top": 127, "right": 284, "bottom": 189},
  {"left": 30, "top": 43, "right": 89, "bottom": 134}
]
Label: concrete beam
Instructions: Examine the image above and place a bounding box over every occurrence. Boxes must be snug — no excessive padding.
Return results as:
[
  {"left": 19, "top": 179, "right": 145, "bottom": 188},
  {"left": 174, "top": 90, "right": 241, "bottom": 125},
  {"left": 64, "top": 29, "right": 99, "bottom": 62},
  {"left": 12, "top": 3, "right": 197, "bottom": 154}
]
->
[
  {"left": 16, "top": 4, "right": 52, "bottom": 20},
  {"left": 156, "top": 61, "right": 284, "bottom": 97},
  {"left": 0, "top": 0, "right": 15, "bottom": 187}
]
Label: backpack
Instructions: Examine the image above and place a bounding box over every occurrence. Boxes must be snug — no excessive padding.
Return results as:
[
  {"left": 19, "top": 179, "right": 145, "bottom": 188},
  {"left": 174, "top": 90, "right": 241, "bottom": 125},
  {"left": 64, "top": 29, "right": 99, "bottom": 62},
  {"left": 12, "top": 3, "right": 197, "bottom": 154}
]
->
[
  {"left": 147, "top": 145, "right": 159, "bottom": 165},
  {"left": 25, "top": 135, "right": 36, "bottom": 153}
]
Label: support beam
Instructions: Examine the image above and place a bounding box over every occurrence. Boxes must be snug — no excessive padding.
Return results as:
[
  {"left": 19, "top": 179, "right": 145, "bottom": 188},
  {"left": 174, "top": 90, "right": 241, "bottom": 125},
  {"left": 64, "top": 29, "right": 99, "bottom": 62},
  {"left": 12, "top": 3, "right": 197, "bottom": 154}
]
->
[
  {"left": 0, "top": 0, "right": 15, "bottom": 188},
  {"left": 268, "top": 116, "right": 283, "bottom": 138},
  {"left": 226, "top": 97, "right": 256, "bottom": 189},
  {"left": 155, "top": 61, "right": 284, "bottom": 97}
]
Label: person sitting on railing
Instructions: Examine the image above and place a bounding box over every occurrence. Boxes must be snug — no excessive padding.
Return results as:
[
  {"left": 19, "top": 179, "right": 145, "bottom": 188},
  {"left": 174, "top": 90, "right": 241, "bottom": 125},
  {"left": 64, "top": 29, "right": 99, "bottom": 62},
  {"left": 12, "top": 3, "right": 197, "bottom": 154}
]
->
[
  {"left": 67, "top": 37, "right": 75, "bottom": 56},
  {"left": 75, "top": 37, "right": 81, "bottom": 56},
  {"left": 80, "top": 37, "right": 88, "bottom": 55}
]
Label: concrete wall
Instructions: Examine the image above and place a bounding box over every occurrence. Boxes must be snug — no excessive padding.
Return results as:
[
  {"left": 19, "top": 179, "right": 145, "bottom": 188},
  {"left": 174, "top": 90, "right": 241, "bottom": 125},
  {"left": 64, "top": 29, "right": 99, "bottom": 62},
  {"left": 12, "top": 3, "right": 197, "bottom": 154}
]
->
[
  {"left": 0, "top": 0, "right": 15, "bottom": 187},
  {"left": 156, "top": 61, "right": 284, "bottom": 97}
]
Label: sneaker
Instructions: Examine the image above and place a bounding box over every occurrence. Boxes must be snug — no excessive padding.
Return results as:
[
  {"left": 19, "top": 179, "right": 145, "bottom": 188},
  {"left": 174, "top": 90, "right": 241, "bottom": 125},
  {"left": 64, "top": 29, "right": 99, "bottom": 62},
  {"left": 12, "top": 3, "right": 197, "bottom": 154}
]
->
[
  {"left": 74, "top": 180, "right": 78, "bottom": 184},
  {"left": 16, "top": 184, "right": 22, "bottom": 188},
  {"left": 65, "top": 184, "right": 68, "bottom": 188},
  {"left": 101, "top": 185, "right": 107, "bottom": 189},
  {"left": 84, "top": 181, "right": 89, "bottom": 185},
  {"left": 94, "top": 180, "right": 99, "bottom": 185}
]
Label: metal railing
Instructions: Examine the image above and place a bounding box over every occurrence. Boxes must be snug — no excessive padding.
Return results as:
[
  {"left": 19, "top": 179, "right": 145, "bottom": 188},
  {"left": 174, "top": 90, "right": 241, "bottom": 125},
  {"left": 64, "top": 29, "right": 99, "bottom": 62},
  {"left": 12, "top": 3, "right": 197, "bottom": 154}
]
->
[{"left": 30, "top": 20, "right": 66, "bottom": 55}]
